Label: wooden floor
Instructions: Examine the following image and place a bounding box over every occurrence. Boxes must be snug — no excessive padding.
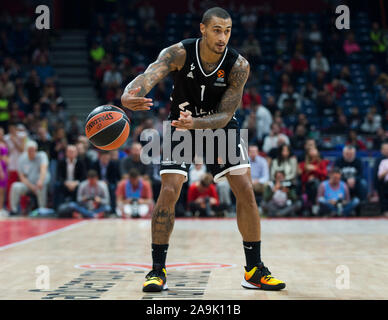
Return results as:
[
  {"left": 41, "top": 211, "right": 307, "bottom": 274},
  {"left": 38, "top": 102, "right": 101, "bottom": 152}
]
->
[{"left": 0, "top": 217, "right": 388, "bottom": 300}]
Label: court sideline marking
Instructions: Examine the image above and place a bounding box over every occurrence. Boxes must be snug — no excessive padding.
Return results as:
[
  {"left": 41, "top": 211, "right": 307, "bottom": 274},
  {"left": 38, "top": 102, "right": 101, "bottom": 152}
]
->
[{"left": 0, "top": 220, "right": 89, "bottom": 252}]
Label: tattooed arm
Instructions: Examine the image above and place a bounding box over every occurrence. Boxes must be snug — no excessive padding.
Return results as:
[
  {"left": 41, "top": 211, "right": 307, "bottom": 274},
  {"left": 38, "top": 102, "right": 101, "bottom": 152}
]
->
[
  {"left": 172, "top": 55, "right": 250, "bottom": 130},
  {"left": 121, "top": 43, "right": 186, "bottom": 111}
]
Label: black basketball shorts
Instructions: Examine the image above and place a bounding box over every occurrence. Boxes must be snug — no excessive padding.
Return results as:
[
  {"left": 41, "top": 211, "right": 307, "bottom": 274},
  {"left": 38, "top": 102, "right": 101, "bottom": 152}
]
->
[{"left": 159, "top": 123, "right": 250, "bottom": 183}]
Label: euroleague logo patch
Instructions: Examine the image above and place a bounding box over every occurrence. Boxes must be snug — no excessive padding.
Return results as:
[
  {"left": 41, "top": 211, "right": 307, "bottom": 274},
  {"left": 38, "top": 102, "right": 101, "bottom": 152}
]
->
[
  {"left": 217, "top": 69, "right": 225, "bottom": 78},
  {"left": 75, "top": 262, "right": 236, "bottom": 271}
]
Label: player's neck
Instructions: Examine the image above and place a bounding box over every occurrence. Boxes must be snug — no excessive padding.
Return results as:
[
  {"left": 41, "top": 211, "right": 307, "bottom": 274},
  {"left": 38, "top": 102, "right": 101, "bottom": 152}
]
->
[{"left": 199, "top": 38, "right": 223, "bottom": 64}]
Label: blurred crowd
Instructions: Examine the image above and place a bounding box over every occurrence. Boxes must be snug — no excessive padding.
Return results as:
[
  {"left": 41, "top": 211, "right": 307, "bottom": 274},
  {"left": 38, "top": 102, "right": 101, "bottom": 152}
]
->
[{"left": 0, "top": 3, "right": 388, "bottom": 218}]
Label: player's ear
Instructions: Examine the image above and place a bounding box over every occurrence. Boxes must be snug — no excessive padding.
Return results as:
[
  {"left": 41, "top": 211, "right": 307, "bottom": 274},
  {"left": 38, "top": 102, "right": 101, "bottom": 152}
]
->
[{"left": 200, "top": 23, "right": 205, "bottom": 36}]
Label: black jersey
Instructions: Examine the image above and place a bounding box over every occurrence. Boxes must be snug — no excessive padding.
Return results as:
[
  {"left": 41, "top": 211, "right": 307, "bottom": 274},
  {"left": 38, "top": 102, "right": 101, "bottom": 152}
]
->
[{"left": 169, "top": 38, "right": 240, "bottom": 128}]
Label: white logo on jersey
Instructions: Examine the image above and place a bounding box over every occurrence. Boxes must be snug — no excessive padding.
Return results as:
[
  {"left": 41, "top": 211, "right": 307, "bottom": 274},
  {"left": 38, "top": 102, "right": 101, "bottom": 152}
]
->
[
  {"left": 181, "top": 162, "right": 186, "bottom": 168},
  {"left": 190, "top": 63, "right": 195, "bottom": 70},
  {"left": 187, "top": 71, "right": 194, "bottom": 79}
]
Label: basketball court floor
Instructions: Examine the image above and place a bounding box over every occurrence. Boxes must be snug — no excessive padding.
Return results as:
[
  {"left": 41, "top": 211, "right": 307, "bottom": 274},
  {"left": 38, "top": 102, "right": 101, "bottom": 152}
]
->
[{"left": 0, "top": 217, "right": 387, "bottom": 300}]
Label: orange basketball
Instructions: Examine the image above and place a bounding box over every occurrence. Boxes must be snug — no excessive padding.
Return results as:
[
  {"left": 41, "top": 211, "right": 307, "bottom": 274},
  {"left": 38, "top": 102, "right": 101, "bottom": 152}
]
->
[{"left": 85, "top": 105, "right": 130, "bottom": 150}]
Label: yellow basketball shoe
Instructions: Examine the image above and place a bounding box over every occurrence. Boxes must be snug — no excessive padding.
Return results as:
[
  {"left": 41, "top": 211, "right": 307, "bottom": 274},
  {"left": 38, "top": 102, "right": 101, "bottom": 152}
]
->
[
  {"left": 241, "top": 262, "right": 286, "bottom": 291},
  {"left": 142, "top": 268, "right": 168, "bottom": 292}
]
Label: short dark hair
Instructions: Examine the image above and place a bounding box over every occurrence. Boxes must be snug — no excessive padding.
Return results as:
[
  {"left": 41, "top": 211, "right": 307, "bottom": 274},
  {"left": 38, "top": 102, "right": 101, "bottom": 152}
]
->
[
  {"left": 200, "top": 173, "right": 213, "bottom": 187},
  {"left": 129, "top": 168, "right": 140, "bottom": 179},
  {"left": 330, "top": 167, "right": 342, "bottom": 175},
  {"left": 201, "top": 7, "right": 231, "bottom": 25},
  {"left": 87, "top": 169, "right": 98, "bottom": 178}
]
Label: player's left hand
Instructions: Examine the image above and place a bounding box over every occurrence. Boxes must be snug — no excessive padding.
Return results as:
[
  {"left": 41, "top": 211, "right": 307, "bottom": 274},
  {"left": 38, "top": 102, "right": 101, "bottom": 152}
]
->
[{"left": 171, "top": 111, "right": 194, "bottom": 130}]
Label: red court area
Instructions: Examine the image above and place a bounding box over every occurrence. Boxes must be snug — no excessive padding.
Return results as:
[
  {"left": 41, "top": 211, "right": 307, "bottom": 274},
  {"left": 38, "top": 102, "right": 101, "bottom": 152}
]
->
[{"left": 0, "top": 219, "right": 82, "bottom": 248}]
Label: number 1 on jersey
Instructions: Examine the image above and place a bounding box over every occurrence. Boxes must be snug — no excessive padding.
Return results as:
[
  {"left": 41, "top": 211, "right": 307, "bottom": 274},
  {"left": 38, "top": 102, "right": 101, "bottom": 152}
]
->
[{"left": 200, "top": 85, "right": 205, "bottom": 101}]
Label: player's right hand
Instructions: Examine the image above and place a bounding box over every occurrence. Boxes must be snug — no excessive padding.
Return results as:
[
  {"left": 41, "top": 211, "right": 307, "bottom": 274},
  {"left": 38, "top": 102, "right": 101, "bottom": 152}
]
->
[{"left": 121, "top": 87, "right": 153, "bottom": 111}]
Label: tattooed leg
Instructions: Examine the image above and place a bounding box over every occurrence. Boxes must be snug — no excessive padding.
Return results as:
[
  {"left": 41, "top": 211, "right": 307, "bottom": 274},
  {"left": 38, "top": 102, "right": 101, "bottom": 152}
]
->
[{"left": 151, "top": 174, "right": 185, "bottom": 244}]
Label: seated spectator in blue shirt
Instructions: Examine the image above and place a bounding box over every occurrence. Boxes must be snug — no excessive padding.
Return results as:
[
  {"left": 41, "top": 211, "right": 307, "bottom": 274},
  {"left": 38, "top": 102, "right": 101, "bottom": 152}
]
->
[
  {"left": 317, "top": 167, "right": 360, "bottom": 217},
  {"left": 334, "top": 145, "right": 367, "bottom": 202},
  {"left": 248, "top": 145, "right": 269, "bottom": 196},
  {"left": 34, "top": 56, "right": 55, "bottom": 83}
]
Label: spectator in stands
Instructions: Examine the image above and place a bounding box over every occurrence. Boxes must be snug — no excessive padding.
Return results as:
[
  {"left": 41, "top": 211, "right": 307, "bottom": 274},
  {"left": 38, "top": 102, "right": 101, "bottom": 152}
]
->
[
  {"left": 90, "top": 42, "right": 106, "bottom": 64},
  {"left": 366, "top": 64, "right": 379, "bottom": 90},
  {"left": 334, "top": 145, "right": 367, "bottom": 202},
  {"left": 91, "top": 150, "right": 121, "bottom": 213},
  {"left": 277, "top": 85, "right": 302, "bottom": 116},
  {"left": 308, "top": 23, "right": 322, "bottom": 45},
  {"left": 262, "top": 170, "right": 301, "bottom": 217},
  {"left": 338, "top": 66, "right": 352, "bottom": 86},
  {"left": 0, "top": 127, "right": 8, "bottom": 216},
  {"left": 255, "top": 103, "right": 272, "bottom": 142},
  {"left": 25, "top": 69, "right": 42, "bottom": 105},
  {"left": 374, "top": 141, "right": 388, "bottom": 214},
  {"left": 290, "top": 51, "right": 309, "bottom": 76},
  {"left": 310, "top": 51, "right": 329, "bottom": 74},
  {"left": 348, "top": 106, "right": 362, "bottom": 131},
  {"left": 120, "top": 142, "right": 152, "bottom": 178},
  {"left": 189, "top": 160, "right": 207, "bottom": 185},
  {"left": 273, "top": 114, "right": 293, "bottom": 138},
  {"left": 241, "top": 33, "right": 261, "bottom": 64},
  {"left": 103, "top": 63, "right": 122, "bottom": 89},
  {"left": 326, "top": 113, "right": 349, "bottom": 135},
  {"left": 262, "top": 123, "right": 290, "bottom": 155},
  {"left": 242, "top": 109, "right": 258, "bottom": 144},
  {"left": 4, "top": 122, "right": 26, "bottom": 209},
  {"left": 298, "top": 146, "right": 328, "bottom": 211},
  {"left": 0, "top": 71, "right": 15, "bottom": 99},
  {"left": 10, "top": 140, "right": 50, "bottom": 215},
  {"left": 68, "top": 169, "right": 111, "bottom": 218},
  {"left": 55, "top": 145, "right": 87, "bottom": 209},
  {"left": 77, "top": 135, "right": 98, "bottom": 166},
  {"left": 292, "top": 29, "right": 307, "bottom": 54},
  {"left": 65, "top": 115, "right": 83, "bottom": 144},
  {"left": 187, "top": 173, "right": 224, "bottom": 217},
  {"left": 273, "top": 58, "right": 285, "bottom": 74},
  {"left": 264, "top": 95, "right": 278, "bottom": 116},
  {"left": 240, "top": 7, "right": 258, "bottom": 32},
  {"left": 291, "top": 125, "right": 307, "bottom": 151},
  {"left": 75, "top": 140, "right": 92, "bottom": 171},
  {"left": 242, "top": 87, "right": 261, "bottom": 109},
  {"left": 325, "top": 30, "right": 344, "bottom": 59},
  {"left": 317, "top": 91, "right": 338, "bottom": 117},
  {"left": 370, "top": 22, "right": 388, "bottom": 71},
  {"left": 34, "top": 55, "right": 55, "bottom": 83},
  {"left": 325, "top": 78, "right": 347, "bottom": 100},
  {"left": 40, "top": 79, "right": 65, "bottom": 112},
  {"left": 294, "top": 113, "right": 311, "bottom": 133},
  {"left": 270, "top": 144, "right": 298, "bottom": 183},
  {"left": 373, "top": 127, "right": 388, "bottom": 149},
  {"left": 275, "top": 33, "right": 289, "bottom": 56},
  {"left": 317, "top": 167, "right": 359, "bottom": 217},
  {"left": 346, "top": 129, "right": 367, "bottom": 150},
  {"left": 300, "top": 81, "right": 318, "bottom": 102},
  {"left": 377, "top": 156, "right": 388, "bottom": 215},
  {"left": 248, "top": 145, "right": 269, "bottom": 197},
  {"left": 278, "top": 73, "right": 292, "bottom": 93},
  {"left": 361, "top": 109, "right": 382, "bottom": 134},
  {"left": 116, "top": 168, "right": 153, "bottom": 218},
  {"left": 343, "top": 32, "right": 361, "bottom": 56}
]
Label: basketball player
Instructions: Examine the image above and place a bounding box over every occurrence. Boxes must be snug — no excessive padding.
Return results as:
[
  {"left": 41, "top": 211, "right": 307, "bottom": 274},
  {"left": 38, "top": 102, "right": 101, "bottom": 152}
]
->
[{"left": 121, "top": 7, "right": 286, "bottom": 291}]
